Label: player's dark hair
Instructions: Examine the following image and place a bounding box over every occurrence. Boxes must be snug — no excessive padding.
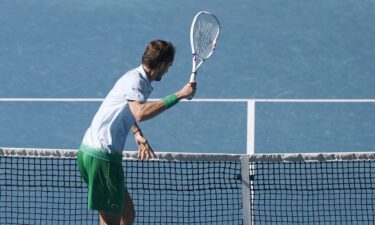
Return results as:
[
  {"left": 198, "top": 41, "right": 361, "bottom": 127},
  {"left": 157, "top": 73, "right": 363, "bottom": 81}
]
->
[{"left": 142, "top": 40, "right": 175, "bottom": 70}]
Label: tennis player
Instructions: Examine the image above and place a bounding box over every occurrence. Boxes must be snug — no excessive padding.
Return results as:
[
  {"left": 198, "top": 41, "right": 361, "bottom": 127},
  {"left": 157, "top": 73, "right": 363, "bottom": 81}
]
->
[{"left": 77, "top": 40, "right": 196, "bottom": 225}]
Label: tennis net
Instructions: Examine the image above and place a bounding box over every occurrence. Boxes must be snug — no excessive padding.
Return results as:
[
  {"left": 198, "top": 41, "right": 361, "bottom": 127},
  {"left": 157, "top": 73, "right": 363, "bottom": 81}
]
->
[
  {"left": 0, "top": 148, "right": 243, "bottom": 225},
  {"left": 1, "top": 148, "right": 375, "bottom": 224},
  {"left": 248, "top": 153, "right": 375, "bottom": 225}
]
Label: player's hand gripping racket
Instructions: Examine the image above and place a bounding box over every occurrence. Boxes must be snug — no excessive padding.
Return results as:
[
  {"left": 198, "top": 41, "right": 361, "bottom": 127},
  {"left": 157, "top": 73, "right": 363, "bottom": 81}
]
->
[{"left": 188, "top": 11, "right": 220, "bottom": 99}]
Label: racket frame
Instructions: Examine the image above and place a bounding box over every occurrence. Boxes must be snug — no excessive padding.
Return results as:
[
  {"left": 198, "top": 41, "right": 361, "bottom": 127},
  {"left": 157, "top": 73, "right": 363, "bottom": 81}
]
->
[{"left": 189, "top": 11, "right": 220, "bottom": 82}]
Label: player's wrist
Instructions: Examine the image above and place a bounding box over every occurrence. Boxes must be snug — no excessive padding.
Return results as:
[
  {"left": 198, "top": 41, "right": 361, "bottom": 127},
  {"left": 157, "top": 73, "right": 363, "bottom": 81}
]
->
[
  {"left": 162, "top": 93, "right": 179, "bottom": 108},
  {"left": 132, "top": 129, "right": 141, "bottom": 135},
  {"left": 175, "top": 91, "right": 184, "bottom": 100}
]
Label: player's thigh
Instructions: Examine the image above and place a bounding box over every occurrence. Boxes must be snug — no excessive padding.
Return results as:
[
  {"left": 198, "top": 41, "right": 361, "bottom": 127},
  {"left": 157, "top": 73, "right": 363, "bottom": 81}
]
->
[
  {"left": 99, "top": 210, "right": 121, "bottom": 225},
  {"left": 124, "top": 191, "right": 135, "bottom": 213}
]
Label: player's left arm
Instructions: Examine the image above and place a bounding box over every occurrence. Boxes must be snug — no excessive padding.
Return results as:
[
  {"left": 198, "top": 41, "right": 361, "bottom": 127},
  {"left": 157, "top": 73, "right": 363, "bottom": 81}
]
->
[{"left": 131, "top": 122, "right": 156, "bottom": 160}]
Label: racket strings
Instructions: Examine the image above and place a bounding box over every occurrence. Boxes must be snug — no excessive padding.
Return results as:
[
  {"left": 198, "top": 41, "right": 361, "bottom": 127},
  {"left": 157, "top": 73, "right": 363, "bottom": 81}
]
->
[{"left": 193, "top": 14, "right": 220, "bottom": 60}]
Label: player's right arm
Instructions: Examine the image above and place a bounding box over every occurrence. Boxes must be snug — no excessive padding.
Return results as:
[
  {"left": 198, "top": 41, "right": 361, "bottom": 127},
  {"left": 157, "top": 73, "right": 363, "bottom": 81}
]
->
[{"left": 128, "top": 82, "right": 196, "bottom": 122}]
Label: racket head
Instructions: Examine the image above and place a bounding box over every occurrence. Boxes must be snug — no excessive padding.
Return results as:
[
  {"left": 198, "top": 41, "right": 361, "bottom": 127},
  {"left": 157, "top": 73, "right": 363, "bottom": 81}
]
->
[{"left": 190, "top": 11, "right": 220, "bottom": 61}]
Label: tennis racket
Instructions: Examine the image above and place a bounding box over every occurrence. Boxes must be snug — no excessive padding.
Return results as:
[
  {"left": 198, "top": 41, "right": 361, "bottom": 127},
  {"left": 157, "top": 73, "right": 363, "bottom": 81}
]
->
[{"left": 189, "top": 11, "right": 220, "bottom": 83}]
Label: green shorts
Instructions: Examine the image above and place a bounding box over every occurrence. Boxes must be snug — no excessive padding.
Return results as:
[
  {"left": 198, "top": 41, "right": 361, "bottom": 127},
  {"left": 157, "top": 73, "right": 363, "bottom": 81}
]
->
[{"left": 77, "top": 144, "right": 126, "bottom": 213}]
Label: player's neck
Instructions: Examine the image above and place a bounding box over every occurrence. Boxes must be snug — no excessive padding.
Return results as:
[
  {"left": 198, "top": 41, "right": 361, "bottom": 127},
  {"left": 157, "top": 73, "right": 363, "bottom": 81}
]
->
[{"left": 142, "top": 64, "right": 154, "bottom": 81}]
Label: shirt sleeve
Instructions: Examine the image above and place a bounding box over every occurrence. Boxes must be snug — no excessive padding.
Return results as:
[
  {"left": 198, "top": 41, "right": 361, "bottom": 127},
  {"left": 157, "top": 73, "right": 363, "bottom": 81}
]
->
[
  {"left": 123, "top": 74, "right": 146, "bottom": 102},
  {"left": 125, "top": 85, "right": 145, "bottom": 102}
]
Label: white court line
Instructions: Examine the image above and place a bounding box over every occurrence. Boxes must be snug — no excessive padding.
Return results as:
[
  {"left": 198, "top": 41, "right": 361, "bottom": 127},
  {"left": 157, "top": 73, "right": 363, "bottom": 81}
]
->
[
  {"left": 0, "top": 98, "right": 243, "bottom": 102},
  {"left": 1, "top": 98, "right": 374, "bottom": 155},
  {"left": 0, "top": 98, "right": 104, "bottom": 102},
  {"left": 0, "top": 98, "right": 375, "bottom": 102}
]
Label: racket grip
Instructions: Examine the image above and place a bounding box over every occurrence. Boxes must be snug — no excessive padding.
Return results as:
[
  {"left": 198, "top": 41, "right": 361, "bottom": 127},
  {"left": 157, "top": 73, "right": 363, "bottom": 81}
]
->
[
  {"left": 187, "top": 72, "right": 196, "bottom": 100},
  {"left": 189, "top": 72, "right": 197, "bottom": 83}
]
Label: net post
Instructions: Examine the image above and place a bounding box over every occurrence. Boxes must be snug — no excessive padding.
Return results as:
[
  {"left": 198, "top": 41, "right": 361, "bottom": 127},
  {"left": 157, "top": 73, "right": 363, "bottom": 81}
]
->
[
  {"left": 241, "top": 155, "right": 252, "bottom": 225},
  {"left": 247, "top": 100, "right": 255, "bottom": 154}
]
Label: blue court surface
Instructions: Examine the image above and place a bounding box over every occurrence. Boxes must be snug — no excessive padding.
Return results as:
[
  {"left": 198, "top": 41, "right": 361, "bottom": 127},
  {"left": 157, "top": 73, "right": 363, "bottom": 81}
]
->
[{"left": 0, "top": 0, "right": 375, "bottom": 154}]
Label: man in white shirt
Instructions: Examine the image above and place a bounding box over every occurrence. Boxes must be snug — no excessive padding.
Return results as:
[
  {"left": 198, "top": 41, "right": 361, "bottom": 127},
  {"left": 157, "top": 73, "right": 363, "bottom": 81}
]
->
[{"left": 77, "top": 40, "right": 196, "bottom": 225}]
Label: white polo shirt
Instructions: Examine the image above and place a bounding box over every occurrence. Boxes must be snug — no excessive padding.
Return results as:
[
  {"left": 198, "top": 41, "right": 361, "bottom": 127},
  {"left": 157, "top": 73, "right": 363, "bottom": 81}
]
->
[{"left": 82, "top": 65, "right": 153, "bottom": 153}]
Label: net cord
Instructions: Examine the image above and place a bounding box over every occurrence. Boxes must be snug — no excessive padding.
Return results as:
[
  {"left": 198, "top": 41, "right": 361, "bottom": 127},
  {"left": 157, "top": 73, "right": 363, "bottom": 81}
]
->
[
  {"left": 2, "top": 148, "right": 374, "bottom": 162},
  {"left": 0, "top": 147, "right": 242, "bottom": 162},
  {"left": 248, "top": 152, "right": 375, "bottom": 162}
]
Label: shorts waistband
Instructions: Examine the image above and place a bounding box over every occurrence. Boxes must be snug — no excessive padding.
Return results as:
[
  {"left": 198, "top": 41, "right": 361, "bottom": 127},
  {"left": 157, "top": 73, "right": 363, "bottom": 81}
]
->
[{"left": 78, "top": 144, "right": 123, "bottom": 164}]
